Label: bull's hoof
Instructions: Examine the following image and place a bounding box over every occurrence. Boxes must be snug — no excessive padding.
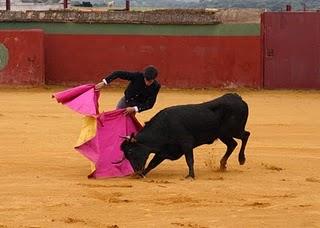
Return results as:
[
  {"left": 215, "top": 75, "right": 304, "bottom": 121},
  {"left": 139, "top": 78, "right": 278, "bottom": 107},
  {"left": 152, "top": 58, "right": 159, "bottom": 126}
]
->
[
  {"left": 219, "top": 165, "right": 227, "bottom": 172},
  {"left": 87, "top": 172, "right": 96, "bottom": 179},
  {"left": 219, "top": 161, "right": 227, "bottom": 171},
  {"left": 239, "top": 157, "right": 246, "bottom": 165},
  {"left": 185, "top": 175, "right": 195, "bottom": 180}
]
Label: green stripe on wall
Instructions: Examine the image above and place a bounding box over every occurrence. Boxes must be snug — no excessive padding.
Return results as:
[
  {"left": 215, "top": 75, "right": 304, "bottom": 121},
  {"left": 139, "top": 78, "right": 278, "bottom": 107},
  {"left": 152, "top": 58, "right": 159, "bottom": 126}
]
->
[{"left": 0, "top": 23, "right": 260, "bottom": 36}]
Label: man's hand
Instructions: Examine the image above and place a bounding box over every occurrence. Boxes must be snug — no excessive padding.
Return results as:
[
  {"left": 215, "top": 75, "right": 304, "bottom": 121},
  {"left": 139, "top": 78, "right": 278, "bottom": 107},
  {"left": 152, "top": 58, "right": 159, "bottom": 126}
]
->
[
  {"left": 95, "top": 82, "right": 105, "bottom": 90},
  {"left": 124, "top": 107, "right": 136, "bottom": 116}
]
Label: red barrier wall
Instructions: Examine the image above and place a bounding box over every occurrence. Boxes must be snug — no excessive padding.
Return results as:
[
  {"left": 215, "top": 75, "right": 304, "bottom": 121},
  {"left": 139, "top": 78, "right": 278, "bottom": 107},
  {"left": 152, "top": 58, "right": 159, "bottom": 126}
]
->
[
  {"left": 262, "top": 12, "right": 320, "bottom": 89},
  {"left": 45, "top": 35, "right": 261, "bottom": 88},
  {"left": 0, "top": 30, "right": 45, "bottom": 85}
]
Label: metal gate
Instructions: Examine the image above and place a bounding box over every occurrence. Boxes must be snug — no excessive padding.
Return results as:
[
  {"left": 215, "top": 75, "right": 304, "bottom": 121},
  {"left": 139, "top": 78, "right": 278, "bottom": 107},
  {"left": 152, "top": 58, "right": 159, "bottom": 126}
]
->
[{"left": 262, "top": 12, "right": 320, "bottom": 89}]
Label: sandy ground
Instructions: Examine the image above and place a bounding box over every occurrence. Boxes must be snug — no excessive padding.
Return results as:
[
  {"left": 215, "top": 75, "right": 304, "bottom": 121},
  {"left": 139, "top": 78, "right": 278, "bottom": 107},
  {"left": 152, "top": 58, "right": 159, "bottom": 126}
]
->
[{"left": 0, "top": 87, "right": 319, "bottom": 228}]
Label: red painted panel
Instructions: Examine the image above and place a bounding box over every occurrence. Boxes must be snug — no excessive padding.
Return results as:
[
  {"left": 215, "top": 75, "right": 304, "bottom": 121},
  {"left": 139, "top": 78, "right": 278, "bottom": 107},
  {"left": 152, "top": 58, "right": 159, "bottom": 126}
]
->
[
  {"left": 262, "top": 12, "right": 320, "bottom": 89},
  {"left": 45, "top": 35, "right": 261, "bottom": 88},
  {"left": 0, "top": 30, "right": 45, "bottom": 85}
]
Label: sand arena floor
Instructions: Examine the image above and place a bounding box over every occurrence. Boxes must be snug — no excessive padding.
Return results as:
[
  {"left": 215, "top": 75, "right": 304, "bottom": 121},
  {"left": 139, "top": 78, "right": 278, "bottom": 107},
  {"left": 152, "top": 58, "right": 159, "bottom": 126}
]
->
[{"left": 0, "top": 87, "right": 319, "bottom": 228}]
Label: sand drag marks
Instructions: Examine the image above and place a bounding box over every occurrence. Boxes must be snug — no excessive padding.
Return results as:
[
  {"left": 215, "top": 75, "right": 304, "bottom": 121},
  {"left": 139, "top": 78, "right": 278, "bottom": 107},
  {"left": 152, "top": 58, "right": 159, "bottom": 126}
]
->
[{"left": 171, "top": 222, "right": 209, "bottom": 228}]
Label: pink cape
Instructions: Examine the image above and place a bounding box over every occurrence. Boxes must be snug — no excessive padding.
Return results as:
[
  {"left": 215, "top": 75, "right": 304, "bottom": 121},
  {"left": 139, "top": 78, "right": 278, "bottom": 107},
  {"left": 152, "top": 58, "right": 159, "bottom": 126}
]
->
[
  {"left": 53, "top": 84, "right": 142, "bottom": 178},
  {"left": 52, "top": 84, "right": 100, "bottom": 116}
]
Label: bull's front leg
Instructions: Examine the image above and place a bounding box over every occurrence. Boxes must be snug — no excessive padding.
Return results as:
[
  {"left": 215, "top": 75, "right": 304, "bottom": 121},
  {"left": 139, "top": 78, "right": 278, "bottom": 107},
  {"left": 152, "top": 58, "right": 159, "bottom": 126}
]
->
[
  {"left": 142, "top": 154, "right": 165, "bottom": 176},
  {"left": 184, "top": 150, "right": 195, "bottom": 179}
]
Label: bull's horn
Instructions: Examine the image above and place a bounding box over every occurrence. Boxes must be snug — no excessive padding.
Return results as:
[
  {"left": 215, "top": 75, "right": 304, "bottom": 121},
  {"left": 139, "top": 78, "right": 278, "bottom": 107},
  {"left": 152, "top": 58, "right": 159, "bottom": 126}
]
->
[
  {"left": 119, "top": 135, "right": 137, "bottom": 143},
  {"left": 129, "top": 133, "right": 137, "bottom": 143},
  {"left": 119, "top": 135, "right": 131, "bottom": 140}
]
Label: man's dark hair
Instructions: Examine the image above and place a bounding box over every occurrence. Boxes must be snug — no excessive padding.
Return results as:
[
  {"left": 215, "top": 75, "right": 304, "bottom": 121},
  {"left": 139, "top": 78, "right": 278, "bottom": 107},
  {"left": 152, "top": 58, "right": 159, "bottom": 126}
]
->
[{"left": 144, "top": 65, "right": 158, "bottom": 81}]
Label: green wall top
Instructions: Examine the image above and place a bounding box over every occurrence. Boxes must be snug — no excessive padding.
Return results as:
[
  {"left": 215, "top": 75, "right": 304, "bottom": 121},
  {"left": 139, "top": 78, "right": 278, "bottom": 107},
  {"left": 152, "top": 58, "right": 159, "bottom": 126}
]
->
[{"left": 0, "top": 23, "right": 260, "bottom": 36}]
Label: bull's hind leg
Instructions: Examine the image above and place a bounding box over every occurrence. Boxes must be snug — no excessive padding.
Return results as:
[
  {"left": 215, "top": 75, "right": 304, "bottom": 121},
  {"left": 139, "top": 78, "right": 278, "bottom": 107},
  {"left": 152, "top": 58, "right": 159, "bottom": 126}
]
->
[
  {"left": 219, "top": 137, "right": 238, "bottom": 171},
  {"left": 237, "top": 130, "right": 250, "bottom": 165}
]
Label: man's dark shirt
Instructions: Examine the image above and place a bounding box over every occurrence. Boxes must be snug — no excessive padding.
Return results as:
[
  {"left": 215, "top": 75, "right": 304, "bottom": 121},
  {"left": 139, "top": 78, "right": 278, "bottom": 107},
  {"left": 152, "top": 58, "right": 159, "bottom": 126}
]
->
[{"left": 105, "top": 71, "right": 161, "bottom": 112}]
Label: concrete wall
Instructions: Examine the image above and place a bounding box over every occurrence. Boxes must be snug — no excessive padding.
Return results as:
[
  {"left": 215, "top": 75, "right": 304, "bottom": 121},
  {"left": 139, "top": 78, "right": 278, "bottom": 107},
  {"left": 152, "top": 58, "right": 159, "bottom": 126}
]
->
[{"left": 0, "top": 9, "right": 219, "bottom": 24}]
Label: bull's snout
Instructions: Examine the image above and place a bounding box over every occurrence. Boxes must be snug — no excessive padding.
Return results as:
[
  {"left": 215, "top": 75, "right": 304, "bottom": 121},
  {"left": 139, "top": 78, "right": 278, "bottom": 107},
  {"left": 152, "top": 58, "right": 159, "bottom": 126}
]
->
[
  {"left": 131, "top": 170, "right": 145, "bottom": 179},
  {"left": 136, "top": 171, "right": 145, "bottom": 178}
]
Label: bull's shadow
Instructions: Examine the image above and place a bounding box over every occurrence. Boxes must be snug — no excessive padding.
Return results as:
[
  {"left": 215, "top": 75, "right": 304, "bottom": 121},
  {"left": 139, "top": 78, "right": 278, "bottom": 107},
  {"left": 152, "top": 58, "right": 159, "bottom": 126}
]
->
[{"left": 121, "top": 93, "right": 250, "bottom": 179}]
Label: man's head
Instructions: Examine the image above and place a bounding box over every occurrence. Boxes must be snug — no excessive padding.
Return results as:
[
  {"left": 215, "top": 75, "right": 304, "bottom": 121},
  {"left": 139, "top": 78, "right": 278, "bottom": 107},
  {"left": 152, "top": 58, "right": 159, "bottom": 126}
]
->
[{"left": 143, "top": 65, "right": 158, "bottom": 86}]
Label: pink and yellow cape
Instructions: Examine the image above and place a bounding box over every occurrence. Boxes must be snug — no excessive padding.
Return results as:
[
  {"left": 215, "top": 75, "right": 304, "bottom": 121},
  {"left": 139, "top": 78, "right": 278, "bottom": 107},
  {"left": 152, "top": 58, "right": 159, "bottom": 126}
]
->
[{"left": 53, "top": 84, "right": 142, "bottom": 178}]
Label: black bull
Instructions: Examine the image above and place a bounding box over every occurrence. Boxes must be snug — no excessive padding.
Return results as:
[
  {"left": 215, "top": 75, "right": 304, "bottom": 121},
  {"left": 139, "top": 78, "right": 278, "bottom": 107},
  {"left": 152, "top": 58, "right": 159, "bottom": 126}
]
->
[{"left": 121, "top": 93, "right": 250, "bottom": 178}]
